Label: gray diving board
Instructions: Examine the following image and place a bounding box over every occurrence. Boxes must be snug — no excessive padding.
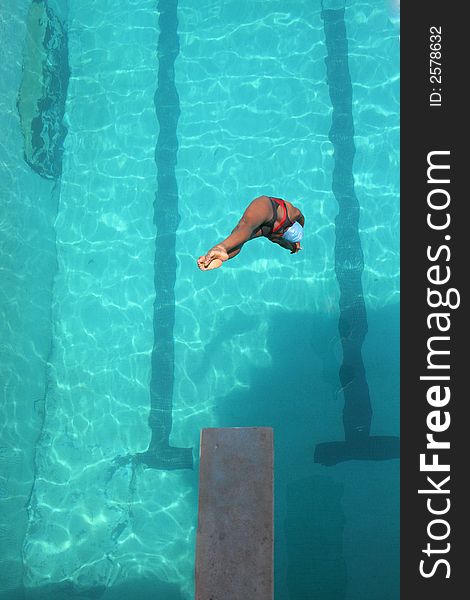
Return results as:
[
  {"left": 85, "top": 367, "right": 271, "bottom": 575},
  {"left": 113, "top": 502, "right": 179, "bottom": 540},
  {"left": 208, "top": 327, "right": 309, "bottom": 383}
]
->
[{"left": 195, "top": 427, "right": 274, "bottom": 600}]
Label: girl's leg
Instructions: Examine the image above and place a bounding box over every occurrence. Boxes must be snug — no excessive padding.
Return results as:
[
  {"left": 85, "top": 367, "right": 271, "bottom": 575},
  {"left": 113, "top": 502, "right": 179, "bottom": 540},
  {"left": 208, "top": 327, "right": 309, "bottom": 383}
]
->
[
  {"left": 226, "top": 244, "right": 244, "bottom": 260},
  {"left": 197, "top": 230, "right": 263, "bottom": 271}
]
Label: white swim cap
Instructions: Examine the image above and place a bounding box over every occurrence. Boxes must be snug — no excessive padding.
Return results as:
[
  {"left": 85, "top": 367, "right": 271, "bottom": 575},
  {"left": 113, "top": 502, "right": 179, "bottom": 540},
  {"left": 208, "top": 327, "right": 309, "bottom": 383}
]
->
[{"left": 282, "top": 221, "right": 304, "bottom": 243}]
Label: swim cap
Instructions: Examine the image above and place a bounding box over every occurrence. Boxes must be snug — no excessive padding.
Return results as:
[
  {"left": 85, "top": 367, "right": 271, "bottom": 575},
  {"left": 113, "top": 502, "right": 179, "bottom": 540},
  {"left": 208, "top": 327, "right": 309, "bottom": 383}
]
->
[{"left": 282, "top": 221, "right": 304, "bottom": 243}]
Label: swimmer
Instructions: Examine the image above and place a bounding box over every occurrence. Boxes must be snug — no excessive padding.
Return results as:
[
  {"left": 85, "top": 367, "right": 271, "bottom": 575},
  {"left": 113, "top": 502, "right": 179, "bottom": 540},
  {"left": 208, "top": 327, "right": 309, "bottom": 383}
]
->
[{"left": 197, "top": 195, "right": 305, "bottom": 271}]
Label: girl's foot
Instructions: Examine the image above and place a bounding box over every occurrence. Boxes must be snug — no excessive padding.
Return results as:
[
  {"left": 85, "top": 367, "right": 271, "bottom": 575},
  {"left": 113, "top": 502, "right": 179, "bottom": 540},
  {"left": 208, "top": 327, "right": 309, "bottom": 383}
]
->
[
  {"left": 197, "top": 245, "right": 229, "bottom": 270},
  {"left": 197, "top": 256, "right": 223, "bottom": 271}
]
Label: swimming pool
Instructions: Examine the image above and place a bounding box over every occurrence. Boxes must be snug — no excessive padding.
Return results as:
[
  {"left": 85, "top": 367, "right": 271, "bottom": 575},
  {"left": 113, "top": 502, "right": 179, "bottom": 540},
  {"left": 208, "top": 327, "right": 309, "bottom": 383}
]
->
[{"left": 0, "top": 0, "right": 399, "bottom": 598}]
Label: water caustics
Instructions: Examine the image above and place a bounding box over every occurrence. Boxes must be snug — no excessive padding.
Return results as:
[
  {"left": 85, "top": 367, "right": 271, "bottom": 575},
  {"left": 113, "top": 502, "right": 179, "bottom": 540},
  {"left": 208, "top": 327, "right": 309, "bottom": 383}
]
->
[
  {"left": 314, "top": 4, "right": 399, "bottom": 465},
  {"left": 1, "top": 1, "right": 399, "bottom": 597},
  {"left": 116, "top": 0, "right": 193, "bottom": 472},
  {"left": 18, "top": 0, "right": 194, "bottom": 595}
]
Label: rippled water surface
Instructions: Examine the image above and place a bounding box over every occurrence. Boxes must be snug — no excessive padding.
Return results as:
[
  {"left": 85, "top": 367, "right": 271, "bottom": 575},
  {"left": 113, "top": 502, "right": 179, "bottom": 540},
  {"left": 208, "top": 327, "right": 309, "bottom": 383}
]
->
[{"left": 0, "top": 1, "right": 399, "bottom": 599}]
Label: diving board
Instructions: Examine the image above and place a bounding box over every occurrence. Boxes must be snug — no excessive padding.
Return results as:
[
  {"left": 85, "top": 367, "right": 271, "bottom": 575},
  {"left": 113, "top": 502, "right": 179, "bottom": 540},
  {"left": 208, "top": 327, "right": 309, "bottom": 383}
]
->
[{"left": 195, "top": 427, "right": 274, "bottom": 600}]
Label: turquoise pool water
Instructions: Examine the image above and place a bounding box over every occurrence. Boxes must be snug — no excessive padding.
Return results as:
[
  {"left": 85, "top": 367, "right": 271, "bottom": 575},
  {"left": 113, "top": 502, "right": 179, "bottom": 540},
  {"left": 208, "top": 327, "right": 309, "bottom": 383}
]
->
[{"left": 0, "top": 1, "right": 399, "bottom": 599}]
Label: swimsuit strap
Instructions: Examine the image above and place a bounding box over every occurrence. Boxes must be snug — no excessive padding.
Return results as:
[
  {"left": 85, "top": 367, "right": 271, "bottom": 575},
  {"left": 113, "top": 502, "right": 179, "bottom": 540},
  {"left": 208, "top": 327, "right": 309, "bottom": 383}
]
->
[{"left": 270, "top": 197, "right": 291, "bottom": 234}]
